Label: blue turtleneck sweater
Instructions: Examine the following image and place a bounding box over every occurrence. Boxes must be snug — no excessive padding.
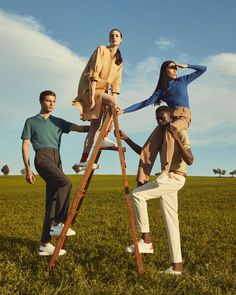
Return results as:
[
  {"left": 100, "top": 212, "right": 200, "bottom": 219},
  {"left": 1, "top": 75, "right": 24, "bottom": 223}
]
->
[{"left": 124, "top": 64, "right": 207, "bottom": 113}]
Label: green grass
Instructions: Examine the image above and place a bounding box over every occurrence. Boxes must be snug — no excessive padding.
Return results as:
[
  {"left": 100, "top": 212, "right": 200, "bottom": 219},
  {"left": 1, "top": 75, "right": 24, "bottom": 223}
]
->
[{"left": 0, "top": 175, "right": 235, "bottom": 294}]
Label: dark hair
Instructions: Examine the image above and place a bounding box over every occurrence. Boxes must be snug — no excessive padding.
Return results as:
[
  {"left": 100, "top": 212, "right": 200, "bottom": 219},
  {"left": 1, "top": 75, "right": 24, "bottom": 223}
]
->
[
  {"left": 39, "top": 90, "right": 56, "bottom": 103},
  {"left": 154, "top": 60, "right": 176, "bottom": 105},
  {"left": 109, "top": 29, "right": 123, "bottom": 66},
  {"left": 155, "top": 105, "right": 171, "bottom": 116}
]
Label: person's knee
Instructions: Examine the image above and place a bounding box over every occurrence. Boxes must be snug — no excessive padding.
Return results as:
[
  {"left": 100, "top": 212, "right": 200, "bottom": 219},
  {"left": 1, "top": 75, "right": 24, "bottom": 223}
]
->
[
  {"left": 164, "top": 129, "right": 175, "bottom": 143},
  {"left": 131, "top": 187, "right": 138, "bottom": 196},
  {"left": 112, "top": 96, "right": 117, "bottom": 105},
  {"left": 102, "top": 93, "right": 117, "bottom": 106},
  {"left": 59, "top": 177, "right": 72, "bottom": 190},
  {"left": 66, "top": 180, "right": 72, "bottom": 190},
  {"left": 131, "top": 189, "right": 142, "bottom": 201},
  {"left": 171, "top": 119, "right": 187, "bottom": 131},
  {"left": 90, "top": 120, "right": 101, "bottom": 132}
]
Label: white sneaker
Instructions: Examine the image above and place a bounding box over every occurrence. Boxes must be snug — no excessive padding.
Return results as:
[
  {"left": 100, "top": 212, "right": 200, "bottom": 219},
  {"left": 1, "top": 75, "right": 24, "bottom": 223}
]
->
[
  {"left": 155, "top": 171, "right": 170, "bottom": 184},
  {"left": 160, "top": 266, "right": 182, "bottom": 275},
  {"left": 72, "top": 161, "right": 101, "bottom": 172},
  {"left": 126, "top": 239, "right": 154, "bottom": 254},
  {"left": 100, "top": 137, "right": 117, "bottom": 148},
  {"left": 38, "top": 243, "right": 66, "bottom": 256},
  {"left": 50, "top": 223, "right": 76, "bottom": 236}
]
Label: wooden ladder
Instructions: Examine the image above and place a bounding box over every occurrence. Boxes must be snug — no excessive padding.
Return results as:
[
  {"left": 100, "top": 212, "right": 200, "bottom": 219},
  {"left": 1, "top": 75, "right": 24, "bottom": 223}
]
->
[{"left": 47, "top": 105, "right": 144, "bottom": 274}]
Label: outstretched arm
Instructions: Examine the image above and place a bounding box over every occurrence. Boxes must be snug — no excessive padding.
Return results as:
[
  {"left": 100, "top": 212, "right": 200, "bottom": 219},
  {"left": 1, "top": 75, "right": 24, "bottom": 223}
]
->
[
  {"left": 167, "top": 125, "right": 194, "bottom": 165},
  {"left": 120, "top": 89, "right": 162, "bottom": 115},
  {"left": 22, "top": 139, "right": 36, "bottom": 184},
  {"left": 117, "top": 130, "right": 142, "bottom": 155},
  {"left": 69, "top": 124, "right": 90, "bottom": 132}
]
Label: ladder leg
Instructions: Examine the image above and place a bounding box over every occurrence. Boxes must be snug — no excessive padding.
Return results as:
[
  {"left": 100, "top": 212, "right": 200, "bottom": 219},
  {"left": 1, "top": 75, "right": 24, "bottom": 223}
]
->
[
  {"left": 71, "top": 151, "right": 102, "bottom": 225},
  {"left": 112, "top": 106, "right": 144, "bottom": 274},
  {"left": 48, "top": 110, "right": 112, "bottom": 270}
]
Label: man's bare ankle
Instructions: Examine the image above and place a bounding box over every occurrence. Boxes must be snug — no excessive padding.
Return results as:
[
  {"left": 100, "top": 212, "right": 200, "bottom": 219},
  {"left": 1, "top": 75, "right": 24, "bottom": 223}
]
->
[
  {"left": 172, "top": 262, "right": 182, "bottom": 272},
  {"left": 142, "top": 233, "right": 152, "bottom": 244}
]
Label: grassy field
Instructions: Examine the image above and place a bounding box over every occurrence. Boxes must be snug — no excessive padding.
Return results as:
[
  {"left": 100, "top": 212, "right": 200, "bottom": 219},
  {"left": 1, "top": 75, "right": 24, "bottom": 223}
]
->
[{"left": 0, "top": 175, "right": 235, "bottom": 295}]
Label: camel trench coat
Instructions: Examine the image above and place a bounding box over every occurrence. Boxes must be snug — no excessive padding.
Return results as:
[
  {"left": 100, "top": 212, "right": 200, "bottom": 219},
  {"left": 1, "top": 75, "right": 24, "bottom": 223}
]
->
[{"left": 72, "top": 45, "right": 123, "bottom": 121}]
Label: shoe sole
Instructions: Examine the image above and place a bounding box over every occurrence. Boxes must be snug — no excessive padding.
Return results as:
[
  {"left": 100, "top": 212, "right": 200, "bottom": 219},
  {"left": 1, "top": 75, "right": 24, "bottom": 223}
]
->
[
  {"left": 159, "top": 271, "right": 182, "bottom": 275},
  {"left": 38, "top": 250, "right": 66, "bottom": 256},
  {"left": 77, "top": 166, "right": 101, "bottom": 172},
  {"left": 50, "top": 231, "right": 76, "bottom": 236},
  {"left": 126, "top": 248, "right": 154, "bottom": 254}
]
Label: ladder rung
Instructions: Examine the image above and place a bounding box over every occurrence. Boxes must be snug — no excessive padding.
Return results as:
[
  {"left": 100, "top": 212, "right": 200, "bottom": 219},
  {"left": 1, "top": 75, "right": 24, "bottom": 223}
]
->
[{"left": 99, "top": 146, "right": 126, "bottom": 152}]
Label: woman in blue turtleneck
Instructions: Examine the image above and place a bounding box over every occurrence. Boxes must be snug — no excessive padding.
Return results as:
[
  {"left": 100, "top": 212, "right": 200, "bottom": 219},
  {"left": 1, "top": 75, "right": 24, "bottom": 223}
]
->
[{"left": 120, "top": 61, "right": 206, "bottom": 185}]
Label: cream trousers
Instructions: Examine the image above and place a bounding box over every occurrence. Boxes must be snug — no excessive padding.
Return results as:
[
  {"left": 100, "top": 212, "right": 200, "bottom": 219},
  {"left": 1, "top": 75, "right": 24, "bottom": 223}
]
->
[{"left": 131, "top": 172, "right": 185, "bottom": 263}]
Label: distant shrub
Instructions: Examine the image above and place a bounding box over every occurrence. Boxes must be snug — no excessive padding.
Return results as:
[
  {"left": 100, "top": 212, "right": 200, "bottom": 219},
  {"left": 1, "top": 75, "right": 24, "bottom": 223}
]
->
[
  {"left": 1, "top": 165, "right": 9, "bottom": 175},
  {"left": 213, "top": 168, "right": 226, "bottom": 177},
  {"left": 229, "top": 169, "right": 236, "bottom": 177}
]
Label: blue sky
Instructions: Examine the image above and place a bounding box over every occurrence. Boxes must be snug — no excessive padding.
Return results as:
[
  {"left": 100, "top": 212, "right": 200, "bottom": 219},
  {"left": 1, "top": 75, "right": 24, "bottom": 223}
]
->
[{"left": 0, "top": 0, "right": 235, "bottom": 176}]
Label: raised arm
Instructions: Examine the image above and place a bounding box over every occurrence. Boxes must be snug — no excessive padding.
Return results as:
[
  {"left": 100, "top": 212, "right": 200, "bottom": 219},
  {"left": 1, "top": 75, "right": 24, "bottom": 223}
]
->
[
  {"left": 22, "top": 139, "right": 36, "bottom": 184},
  {"left": 177, "top": 63, "right": 207, "bottom": 84}
]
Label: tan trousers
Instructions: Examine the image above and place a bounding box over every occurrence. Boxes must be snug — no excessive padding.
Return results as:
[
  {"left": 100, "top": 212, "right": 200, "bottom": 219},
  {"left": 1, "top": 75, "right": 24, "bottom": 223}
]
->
[
  {"left": 83, "top": 93, "right": 116, "bottom": 154},
  {"left": 136, "top": 106, "right": 191, "bottom": 184},
  {"left": 131, "top": 172, "right": 185, "bottom": 263},
  {"left": 136, "top": 126, "right": 165, "bottom": 184}
]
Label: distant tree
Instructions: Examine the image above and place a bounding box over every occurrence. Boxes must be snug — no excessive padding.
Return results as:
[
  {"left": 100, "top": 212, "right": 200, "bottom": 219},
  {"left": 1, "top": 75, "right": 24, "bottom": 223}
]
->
[
  {"left": 213, "top": 168, "right": 220, "bottom": 176},
  {"left": 213, "top": 168, "right": 226, "bottom": 177},
  {"left": 1, "top": 165, "right": 9, "bottom": 175},
  {"left": 229, "top": 170, "right": 236, "bottom": 177},
  {"left": 221, "top": 170, "right": 226, "bottom": 176},
  {"left": 20, "top": 168, "right": 26, "bottom": 175}
]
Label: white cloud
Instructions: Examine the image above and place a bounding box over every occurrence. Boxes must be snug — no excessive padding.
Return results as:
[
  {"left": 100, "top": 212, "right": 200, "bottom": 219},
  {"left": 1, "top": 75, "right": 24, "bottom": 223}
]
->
[
  {"left": 190, "top": 127, "right": 236, "bottom": 147},
  {"left": 0, "top": 9, "right": 88, "bottom": 174},
  {"left": 190, "top": 53, "right": 236, "bottom": 134},
  {"left": 0, "top": 9, "right": 86, "bottom": 123},
  {"left": 155, "top": 36, "right": 175, "bottom": 50},
  {"left": 0, "top": 9, "right": 235, "bottom": 175}
]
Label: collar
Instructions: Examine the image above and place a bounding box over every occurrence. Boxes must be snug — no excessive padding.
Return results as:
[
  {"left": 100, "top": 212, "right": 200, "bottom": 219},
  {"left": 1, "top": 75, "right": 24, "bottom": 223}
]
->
[{"left": 37, "top": 114, "right": 51, "bottom": 120}]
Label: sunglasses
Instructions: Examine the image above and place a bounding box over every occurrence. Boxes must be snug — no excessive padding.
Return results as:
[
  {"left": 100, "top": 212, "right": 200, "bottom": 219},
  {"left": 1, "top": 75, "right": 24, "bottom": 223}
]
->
[{"left": 168, "top": 65, "right": 177, "bottom": 71}]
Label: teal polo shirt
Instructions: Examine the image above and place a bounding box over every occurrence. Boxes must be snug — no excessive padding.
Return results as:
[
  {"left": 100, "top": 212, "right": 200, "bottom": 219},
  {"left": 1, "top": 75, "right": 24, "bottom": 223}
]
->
[{"left": 21, "top": 114, "right": 72, "bottom": 151}]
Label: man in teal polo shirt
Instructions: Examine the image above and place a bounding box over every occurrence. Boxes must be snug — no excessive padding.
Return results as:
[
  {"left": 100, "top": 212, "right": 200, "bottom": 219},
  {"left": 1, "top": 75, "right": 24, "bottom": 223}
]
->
[{"left": 21, "top": 90, "right": 89, "bottom": 256}]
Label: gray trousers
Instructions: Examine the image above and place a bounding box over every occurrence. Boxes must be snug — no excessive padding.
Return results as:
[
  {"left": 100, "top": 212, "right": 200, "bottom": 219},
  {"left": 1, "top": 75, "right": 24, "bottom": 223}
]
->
[{"left": 34, "top": 148, "right": 72, "bottom": 243}]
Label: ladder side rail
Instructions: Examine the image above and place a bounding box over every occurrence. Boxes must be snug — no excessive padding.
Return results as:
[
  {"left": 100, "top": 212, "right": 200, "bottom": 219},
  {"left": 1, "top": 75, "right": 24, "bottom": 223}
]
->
[
  {"left": 71, "top": 151, "right": 102, "bottom": 225},
  {"left": 112, "top": 106, "right": 144, "bottom": 274},
  {"left": 48, "top": 110, "right": 112, "bottom": 270}
]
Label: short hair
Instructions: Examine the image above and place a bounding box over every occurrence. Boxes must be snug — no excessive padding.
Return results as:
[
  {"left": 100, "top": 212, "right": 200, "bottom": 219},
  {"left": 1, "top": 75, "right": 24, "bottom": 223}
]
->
[
  {"left": 39, "top": 90, "right": 56, "bottom": 103},
  {"left": 155, "top": 105, "right": 171, "bottom": 115}
]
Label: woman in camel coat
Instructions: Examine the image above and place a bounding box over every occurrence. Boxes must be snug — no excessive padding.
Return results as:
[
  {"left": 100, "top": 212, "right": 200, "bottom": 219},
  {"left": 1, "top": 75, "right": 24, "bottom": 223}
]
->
[{"left": 72, "top": 29, "right": 123, "bottom": 171}]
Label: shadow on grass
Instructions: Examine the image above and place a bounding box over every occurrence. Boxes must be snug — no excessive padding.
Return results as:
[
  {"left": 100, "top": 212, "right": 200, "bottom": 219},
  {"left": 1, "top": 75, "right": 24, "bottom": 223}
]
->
[
  {"left": 0, "top": 234, "right": 38, "bottom": 253},
  {"left": 0, "top": 234, "right": 45, "bottom": 273}
]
